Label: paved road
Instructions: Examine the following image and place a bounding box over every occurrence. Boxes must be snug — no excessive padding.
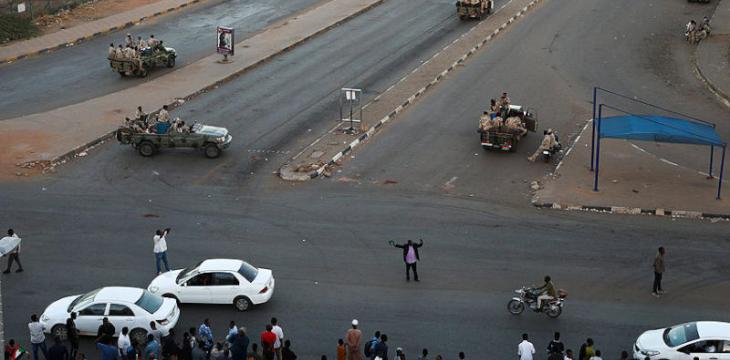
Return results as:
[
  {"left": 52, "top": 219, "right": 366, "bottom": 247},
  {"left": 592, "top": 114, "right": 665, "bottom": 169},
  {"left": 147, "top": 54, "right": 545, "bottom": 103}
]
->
[
  {"left": 2, "top": 0, "right": 729, "bottom": 358},
  {"left": 0, "top": 0, "right": 324, "bottom": 119}
]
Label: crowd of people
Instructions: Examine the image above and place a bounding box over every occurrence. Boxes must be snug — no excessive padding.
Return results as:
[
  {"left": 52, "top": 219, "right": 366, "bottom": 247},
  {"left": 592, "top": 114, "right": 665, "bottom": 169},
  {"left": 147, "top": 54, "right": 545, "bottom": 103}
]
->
[
  {"left": 124, "top": 105, "right": 191, "bottom": 135},
  {"left": 107, "top": 33, "right": 168, "bottom": 70},
  {"left": 685, "top": 16, "right": 711, "bottom": 44}
]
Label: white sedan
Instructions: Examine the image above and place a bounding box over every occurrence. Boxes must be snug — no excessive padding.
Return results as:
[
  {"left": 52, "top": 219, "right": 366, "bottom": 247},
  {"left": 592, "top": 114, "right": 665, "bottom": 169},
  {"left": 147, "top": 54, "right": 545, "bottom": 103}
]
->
[
  {"left": 40, "top": 287, "right": 180, "bottom": 344},
  {"left": 633, "top": 321, "right": 730, "bottom": 359},
  {"left": 147, "top": 258, "right": 274, "bottom": 311}
]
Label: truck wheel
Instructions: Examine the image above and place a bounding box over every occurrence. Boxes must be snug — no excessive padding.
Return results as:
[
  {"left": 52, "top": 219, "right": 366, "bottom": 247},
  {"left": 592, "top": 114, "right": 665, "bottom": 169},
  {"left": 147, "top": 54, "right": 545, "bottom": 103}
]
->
[
  {"left": 119, "top": 71, "right": 126, "bottom": 77},
  {"left": 138, "top": 141, "right": 155, "bottom": 157},
  {"left": 137, "top": 68, "right": 148, "bottom": 77},
  {"left": 204, "top": 143, "right": 221, "bottom": 159},
  {"left": 487, "top": 1, "right": 492, "bottom": 14},
  {"left": 166, "top": 56, "right": 175, "bottom": 68}
]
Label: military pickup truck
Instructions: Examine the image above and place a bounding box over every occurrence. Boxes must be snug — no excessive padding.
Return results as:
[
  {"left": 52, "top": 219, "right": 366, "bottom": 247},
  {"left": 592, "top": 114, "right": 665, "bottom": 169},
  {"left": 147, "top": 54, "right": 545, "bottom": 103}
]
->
[
  {"left": 456, "top": 0, "right": 493, "bottom": 20},
  {"left": 109, "top": 46, "right": 176, "bottom": 77},
  {"left": 478, "top": 105, "right": 537, "bottom": 152},
  {"left": 117, "top": 123, "right": 232, "bottom": 158}
]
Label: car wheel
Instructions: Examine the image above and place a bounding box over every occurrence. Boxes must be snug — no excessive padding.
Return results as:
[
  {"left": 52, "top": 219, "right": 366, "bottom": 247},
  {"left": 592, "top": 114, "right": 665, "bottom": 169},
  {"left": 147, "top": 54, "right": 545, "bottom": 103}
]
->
[
  {"left": 507, "top": 299, "right": 525, "bottom": 315},
  {"left": 51, "top": 324, "right": 68, "bottom": 341},
  {"left": 138, "top": 141, "right": 155, "bottom": 157},
  {"left": 234, "top": 296, "right": 252, "bottom": 312},
  {"left": 162, "top": 294, "right": 180, "bottom": 304},
  {"left": 130, "top": 328, "right": 148, "bottom": 344},
  {"left": 204, "top": 143, "right": 221, "bottom": 159}
]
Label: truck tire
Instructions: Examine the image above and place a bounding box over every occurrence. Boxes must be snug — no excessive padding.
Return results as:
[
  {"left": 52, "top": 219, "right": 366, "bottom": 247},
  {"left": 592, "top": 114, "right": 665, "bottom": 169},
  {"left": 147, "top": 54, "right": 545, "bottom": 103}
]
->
[
  {"left": 137, "top": 68, "right": 148, "bottom": 77},
  {"left": 204, "top": 143, "right": 221, "bottom": 159},
  {"left": 138, "top": 141, "right": 155, "bottom": 157},
  {"left": 167, "top": 56, "right": 176, "bottom": 68},
  {"left": 119, "top": 71, "right": 126, "bottom": 77}
]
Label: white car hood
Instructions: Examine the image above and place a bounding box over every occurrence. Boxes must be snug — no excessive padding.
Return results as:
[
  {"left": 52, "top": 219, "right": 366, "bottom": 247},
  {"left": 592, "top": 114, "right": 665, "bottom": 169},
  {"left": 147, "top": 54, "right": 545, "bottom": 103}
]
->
[
  {"left": 42, "top": 295, "right": 78, "bottom": 323},
  {"left": 148, "top": 270, "right": 183, "bottom": 294},
  {"left": 636, "top": 329, "right": 669, "bottom": 352}
]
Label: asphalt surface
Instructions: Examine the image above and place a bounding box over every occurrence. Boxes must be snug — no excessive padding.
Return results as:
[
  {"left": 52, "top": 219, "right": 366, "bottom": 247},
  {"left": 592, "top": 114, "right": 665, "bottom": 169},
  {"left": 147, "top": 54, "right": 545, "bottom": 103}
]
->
[
  {"left": 0, "top": 0, "right": 325, "bottom": 119},
  {"left": 2, "top": 0, "right": 730, "bottom": 358}
]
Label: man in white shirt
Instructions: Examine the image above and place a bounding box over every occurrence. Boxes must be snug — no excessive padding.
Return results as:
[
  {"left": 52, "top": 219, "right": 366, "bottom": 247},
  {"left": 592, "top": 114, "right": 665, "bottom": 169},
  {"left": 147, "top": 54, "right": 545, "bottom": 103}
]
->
[
  {"left": 29, "top": 314, "right": 47, "bottom": 360},
  {"left": 153, "top": 228, "right": 172, "bottom": 274},
  {"left": 517, "top": 333, "right": 535, "bottom": 360},
  {"left": 271, "top": 317, "right": 284, "bottom": 360},
  {"left": 3, "top": 228, "right": 23, "bottom": 273},
  {"left": 118, "top": 327, "right": 132, "bottom": 357},
  {"left": 588, "top": 350, "right": 603, "bottom": 360}
]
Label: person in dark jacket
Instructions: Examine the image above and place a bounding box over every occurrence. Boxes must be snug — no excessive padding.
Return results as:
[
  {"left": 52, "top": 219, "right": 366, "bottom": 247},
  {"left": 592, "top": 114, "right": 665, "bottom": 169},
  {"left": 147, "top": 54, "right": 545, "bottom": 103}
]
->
[
  {"left": 281, "top": 341, "right": 296, "bottom": 360},
  {"left": 230, "top": 328, "right": 249, "bottom": 360},
  {"left": 162, "top": 329, "right": 181, "bottom": 360},
  {"left": 66, "top": 313, "right": 80, "bottom": 360},
  {"left": 393, "top": 239, "right": 424, "bottom": 281},
  {"left": 373, "top": 334, "right": 388, "bottom": 360},
  {"left": 48, "top": 336, "right": 69, "bottom": 360}
]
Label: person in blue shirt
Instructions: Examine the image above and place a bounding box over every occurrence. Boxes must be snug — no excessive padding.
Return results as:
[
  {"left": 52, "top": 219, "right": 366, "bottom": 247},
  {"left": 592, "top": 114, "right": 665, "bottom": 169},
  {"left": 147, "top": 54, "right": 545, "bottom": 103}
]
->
[
  {"left": 144, "top": 334, "right": 160, "bottom": 360},
  {"left": 96, "top": 336, "right": 119, "bottom": 360}
]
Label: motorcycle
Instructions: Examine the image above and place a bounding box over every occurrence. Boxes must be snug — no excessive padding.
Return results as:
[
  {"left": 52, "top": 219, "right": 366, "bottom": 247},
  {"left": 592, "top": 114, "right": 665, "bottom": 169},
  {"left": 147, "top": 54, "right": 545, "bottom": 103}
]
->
[
  {"left": 507, "top": 287, "right": 567, "bottom": 318},
  {"left": 542, "top": 132, "right": 562, "bottom": 163}
]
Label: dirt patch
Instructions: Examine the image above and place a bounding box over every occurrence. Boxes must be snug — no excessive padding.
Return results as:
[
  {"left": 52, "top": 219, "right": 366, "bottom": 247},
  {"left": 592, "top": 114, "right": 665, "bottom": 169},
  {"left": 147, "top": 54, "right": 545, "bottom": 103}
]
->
[
  {"left": 0, "top": 129, "right": 54, "bottom": 180},
  {"left": 1, "top": 0, "right": 162, "bottom": 47}
]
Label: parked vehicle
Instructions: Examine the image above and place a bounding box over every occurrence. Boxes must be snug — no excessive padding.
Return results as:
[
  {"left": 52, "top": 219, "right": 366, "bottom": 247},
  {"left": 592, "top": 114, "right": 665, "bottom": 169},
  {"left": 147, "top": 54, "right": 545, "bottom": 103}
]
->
[
  {"left": 40, "top": 287, "right": 179, "bottom": 344},
  {"left": 633, "top": 321, "right": 730, "bottom": 360},
  {"left": 456, "top": 0, "right": 493, "bottom": 20},
  {"left": 117, "top": 122, "right": 232, "bottom": 158},
  {"left": 109, "top": 46, "right": 176, "bottom": 77},
  {"left": 147, "top": 258, "right": 275, "bottom": 312},
  {"left": 507, "top": 286, "right": 566, "bottom": 318}
]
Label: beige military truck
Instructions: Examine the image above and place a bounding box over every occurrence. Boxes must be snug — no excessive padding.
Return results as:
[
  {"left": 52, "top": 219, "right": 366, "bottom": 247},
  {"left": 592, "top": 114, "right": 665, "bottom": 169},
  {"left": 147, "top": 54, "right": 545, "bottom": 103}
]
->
[
  {"left": 456, "top": 0, "right": 493, "bottom": 20},
  {"left": 109, "top": 46, "right": 176, "bottom": 77}
]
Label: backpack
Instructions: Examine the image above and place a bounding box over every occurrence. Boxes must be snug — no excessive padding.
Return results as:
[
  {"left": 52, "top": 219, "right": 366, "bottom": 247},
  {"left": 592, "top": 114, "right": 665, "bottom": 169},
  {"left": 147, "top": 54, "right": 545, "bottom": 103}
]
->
[{"left": 364, "top": 339, "right": 376, "bottom": 358}]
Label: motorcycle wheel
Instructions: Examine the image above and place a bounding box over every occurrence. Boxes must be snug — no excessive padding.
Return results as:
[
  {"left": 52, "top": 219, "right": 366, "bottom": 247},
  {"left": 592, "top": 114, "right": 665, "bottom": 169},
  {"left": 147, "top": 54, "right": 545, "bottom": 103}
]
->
[
  {"left": 545, "top": 305, "right": 562, "bottom": 318},
  {"left": 507, "top": 300, "right": 525, "bottom": 315}
]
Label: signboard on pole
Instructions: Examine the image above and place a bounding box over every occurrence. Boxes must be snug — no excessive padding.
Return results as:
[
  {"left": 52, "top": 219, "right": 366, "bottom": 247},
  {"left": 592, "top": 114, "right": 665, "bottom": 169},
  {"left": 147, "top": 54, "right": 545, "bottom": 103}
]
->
[
  {"left": 17, "top": 3, "right": 26, "bottom": 13},
  {"left": 216, "top": 26, "right": 234, "bottom": 56}
]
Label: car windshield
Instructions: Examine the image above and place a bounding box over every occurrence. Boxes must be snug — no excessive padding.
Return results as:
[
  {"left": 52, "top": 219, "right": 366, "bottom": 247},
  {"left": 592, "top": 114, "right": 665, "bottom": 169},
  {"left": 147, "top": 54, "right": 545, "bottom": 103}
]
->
[
  {"left": 68, "top": 288, "right": 101, "bottom": 312},
  {"left": 135, "top": 290, "right": 164, "bottom": 314},
  {"left": 176, "top": 261, "right": 203, "bottom": 284},
  {"left": 238, "top": 262, "right": 259, "bottom": 282},
  {"left": 664, "top": 323, "right": 700, "bottom": 347}
]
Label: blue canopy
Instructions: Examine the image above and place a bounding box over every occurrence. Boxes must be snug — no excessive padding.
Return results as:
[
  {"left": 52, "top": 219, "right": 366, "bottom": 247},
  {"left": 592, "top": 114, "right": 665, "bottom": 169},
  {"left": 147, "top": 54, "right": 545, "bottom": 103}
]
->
[{"left": 599, "top": 115, "right": 725, "bottom": 146}]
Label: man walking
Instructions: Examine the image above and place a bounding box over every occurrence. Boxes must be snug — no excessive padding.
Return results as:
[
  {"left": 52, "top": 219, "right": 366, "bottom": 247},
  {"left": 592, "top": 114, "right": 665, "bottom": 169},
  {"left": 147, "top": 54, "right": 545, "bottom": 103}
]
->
[
  {"left": 518, "top": 333, "right": 535, "bottom": 360},
  {"left": 260, "top": 325, "right": 277, "bottom": 360},
  {"left": 393, "top": 239, "right": 424, "bottom": 281},
  {"left": 66, "top": 313, "right": 79, "bottom": 360},
  {"left": 153, "top": 228, "right": 172, "bottom": 274},
  {"left": 198, "top": 319, "right": 214, "bottom": 353},
  {"left": 344, "top": 320, "right": 362, "bottom": 360},
  {"left": 271, "top": 318, "right": 284, "bottom": 360},
  {"left": 3, "top": 229, "right": 23, "bottom": 273},
  {"left": 29, "top": 314, "right": 48, "bottom": 360},
  {"left": 547, "top": 332, "right": 564, "bottom": 359},
  {"left": 652, "top": 247, "right": 666, "bottom": 297}
]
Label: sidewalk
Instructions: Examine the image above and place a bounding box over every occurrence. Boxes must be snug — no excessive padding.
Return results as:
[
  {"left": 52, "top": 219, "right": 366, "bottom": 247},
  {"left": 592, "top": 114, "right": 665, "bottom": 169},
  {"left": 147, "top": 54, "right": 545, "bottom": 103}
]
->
[
  {"left": 0, "top": 0, "right": 384, "bottom": 179},
  {"left": 695, "top": 0, "right": 730, "bottom": 107},
  {"left": 534, "top": 122, "right": 730, "bottom": 218},
  {"left": 0, "top": 0, "right": 203, "bottom": 63}
]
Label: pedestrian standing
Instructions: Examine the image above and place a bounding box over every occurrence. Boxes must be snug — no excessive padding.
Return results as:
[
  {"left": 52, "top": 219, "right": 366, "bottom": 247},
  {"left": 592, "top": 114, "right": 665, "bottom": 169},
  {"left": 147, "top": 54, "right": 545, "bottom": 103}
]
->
[
  {"left": 97, "top": 318, "right": 116, "bottom": 339},
  {"left": 66, "top": 313, "right": 79, "bottom": 360},
  {"left": 416, "top": 349, "right": 428, "bottom": 360},
  {"left": 364, "top": 331, "right": 380, "bottom": 360},
  {"left": 270, "top": 318, "right": 284, "bottom": 360},
  {"left": 547, "top": 332, "right": 565, "bottom": 358},
  {"left": 227, "top": 322, "right": 239, "bottom": 345},
  {"left": 619, "top": 351, "right": 629, "bottom": 360},
  {"left": 144, "top": 334, "right": 160, "bottom": 360},
  {"left": 337, "top": 340, "right": 346, "bottom": 360},
  {"left": 96, "top": 336, "right": 118, "bottom": 360},
  {"left": 162, "top": 329, "right": 181, "bottom": 360},
  {"left": 588, "top": 350, "right": 602, "bottom": 360},
  {"left": 517, "top": 333, "right": 535, "bottom": 360},
  {"left": 652, "top": 246, "right": 666, "bottom": 297},
  {"left": 118, "top": 328, "right": 131, "bottom": 360},
  {"left": 458, "top": 352, "right": 465, "bottom": 360},
  {"left": 198, "top": 319, "right": 214, "bottom": 353},
  {"left": 344, "top": 320, "right": 362, "bottom": 360},
  {"left": 578, "top": 338, "right": 594, "bottom": 360},
  {"left": 281, "top": 341, "right": 296, "bottom": 360},
  {"left": 3, "top": 229, "right": 23, "bottom": 274},
  {"left": 180, "top": 333, "right": 193, "bottom": 360},
  {"left": 48, "top": 336, "right": 69, "bottom": 360},
  {"left": 29, "top": 314, "right": 48, "bottom": 360},
  {"left": 372, "top": 335, "right": 387, "bottom": 360},
  {"left": 393, "top": 239, "right": 423, "bottom": 281},
  {"left": 564, "top": 349, "right": 574, "bottom": 360},
  {"left": 211, "top": 343, "right": 226, "bottom": 360},
  {"left": 394, "top": 348, "right": 405, "bottom": 360},
  {"left": 230, "top": 328, "right": 249, "bottom": 360},
  {"left": 247, "top": 343, "right": 262, "bottom": 360},
  {"left": 260, "top": 325, "right": 277, "bottom": 360},
  {"left": 153, "top": 228, "right": 172, "bottom": 274}
]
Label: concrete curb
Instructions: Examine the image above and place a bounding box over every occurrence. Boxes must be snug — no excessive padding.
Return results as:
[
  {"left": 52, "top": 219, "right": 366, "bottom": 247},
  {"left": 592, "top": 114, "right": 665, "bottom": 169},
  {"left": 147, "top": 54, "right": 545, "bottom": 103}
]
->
[
  {"left": 532, "top": 201, "right": 730, "bottom": 221},
  {"left": 289, "top": 0, "right": 543, "bottom": 180},
  {"left": 33, "top": 0, "right": 386, "bottom": 172},
  {"left": 1, "top": 0, "right": 203, "bottom": 64},
  {"left": 693, "top": 53, "right": 730, "bottom": 109}
]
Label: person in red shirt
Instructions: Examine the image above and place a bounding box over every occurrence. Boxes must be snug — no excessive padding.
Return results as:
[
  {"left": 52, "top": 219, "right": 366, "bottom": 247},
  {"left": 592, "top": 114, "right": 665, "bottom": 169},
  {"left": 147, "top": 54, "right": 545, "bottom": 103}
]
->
[{"left": 260, "top": 325, "right": 277, "bottom": 360}]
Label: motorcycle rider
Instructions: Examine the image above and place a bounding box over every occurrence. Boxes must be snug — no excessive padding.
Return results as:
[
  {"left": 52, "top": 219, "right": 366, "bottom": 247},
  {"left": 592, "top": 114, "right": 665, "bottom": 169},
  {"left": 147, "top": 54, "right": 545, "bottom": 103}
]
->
[
  {"left": 535, "top": 275, "right": 557, "bottom": 310},
  {"left": 686, "top": 20, "right": 697, "bottom": 43},
  {"left": 528, "top": 129, "right": 559, "bottom": 162}
]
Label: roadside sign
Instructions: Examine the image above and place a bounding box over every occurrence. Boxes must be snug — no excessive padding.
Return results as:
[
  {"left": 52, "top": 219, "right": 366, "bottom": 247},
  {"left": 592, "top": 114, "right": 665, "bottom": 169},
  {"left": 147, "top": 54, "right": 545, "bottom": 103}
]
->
[
  {"left": 216, "top": 26, "right": 234, "bottom": 56},
  {"left": 17, "top": 3, "right": 26, "bottom": 13}
]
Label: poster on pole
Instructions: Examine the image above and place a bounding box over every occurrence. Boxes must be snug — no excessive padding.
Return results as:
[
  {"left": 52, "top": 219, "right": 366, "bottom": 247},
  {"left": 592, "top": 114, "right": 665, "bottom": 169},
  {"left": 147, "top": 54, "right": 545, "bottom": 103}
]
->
[{"left": 216, "top": 26, "right": 234, "bottom": 56}]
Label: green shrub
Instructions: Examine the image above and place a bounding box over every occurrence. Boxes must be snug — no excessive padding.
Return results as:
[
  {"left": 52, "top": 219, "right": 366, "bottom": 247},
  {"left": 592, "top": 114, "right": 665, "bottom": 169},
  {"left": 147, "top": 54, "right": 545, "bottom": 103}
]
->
[{"left": 0, "top": 14, "right": 39, "bottom": 43}]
